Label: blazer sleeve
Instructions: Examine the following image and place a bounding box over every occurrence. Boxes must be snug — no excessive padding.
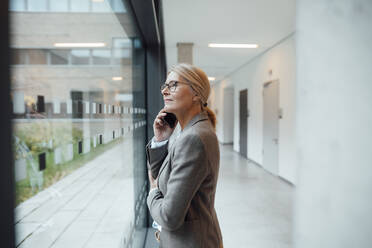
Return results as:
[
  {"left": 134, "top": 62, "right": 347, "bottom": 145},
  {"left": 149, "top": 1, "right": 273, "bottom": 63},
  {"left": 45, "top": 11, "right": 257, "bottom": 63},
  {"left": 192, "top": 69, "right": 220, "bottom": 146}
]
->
[
  {"left": 147, "top": 133, "right": 209, "bottom": 231},
  {"left": 146, "top": 137, "right": 169, "bottom": 179}
]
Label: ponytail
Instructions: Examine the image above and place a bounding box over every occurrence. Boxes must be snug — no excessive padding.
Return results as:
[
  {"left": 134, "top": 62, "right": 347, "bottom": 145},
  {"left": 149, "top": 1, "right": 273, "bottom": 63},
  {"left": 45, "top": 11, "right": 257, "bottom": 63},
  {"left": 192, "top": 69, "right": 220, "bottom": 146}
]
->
[{"left": 204, "top": 106, "right": 216, "bottom": 131}]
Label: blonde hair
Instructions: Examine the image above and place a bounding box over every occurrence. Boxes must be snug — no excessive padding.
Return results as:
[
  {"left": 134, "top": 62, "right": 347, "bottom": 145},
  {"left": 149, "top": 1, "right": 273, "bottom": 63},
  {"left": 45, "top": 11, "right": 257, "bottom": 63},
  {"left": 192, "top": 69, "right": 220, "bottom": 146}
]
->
[{"left": 169, "top": 63, "right": 217, "bottom": 130}]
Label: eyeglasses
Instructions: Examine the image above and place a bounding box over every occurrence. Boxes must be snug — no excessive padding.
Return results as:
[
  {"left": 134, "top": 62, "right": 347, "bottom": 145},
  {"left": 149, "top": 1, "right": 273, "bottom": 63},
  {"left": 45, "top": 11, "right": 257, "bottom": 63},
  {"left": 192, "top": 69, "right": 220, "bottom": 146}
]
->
[{"left": 160, "top": 80, "right": 189, "bottom": 92}]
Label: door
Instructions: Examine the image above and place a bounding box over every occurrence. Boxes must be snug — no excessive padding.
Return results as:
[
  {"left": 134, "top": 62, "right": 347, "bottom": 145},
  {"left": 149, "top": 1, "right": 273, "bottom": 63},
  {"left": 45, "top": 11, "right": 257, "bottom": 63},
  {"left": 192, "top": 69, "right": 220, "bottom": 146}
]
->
[
  {"left": 263, "top": 80, "right": 279, "bottom": 175},
  {"left": 239, "top": 89, "right": 248, "bottom": 158}
]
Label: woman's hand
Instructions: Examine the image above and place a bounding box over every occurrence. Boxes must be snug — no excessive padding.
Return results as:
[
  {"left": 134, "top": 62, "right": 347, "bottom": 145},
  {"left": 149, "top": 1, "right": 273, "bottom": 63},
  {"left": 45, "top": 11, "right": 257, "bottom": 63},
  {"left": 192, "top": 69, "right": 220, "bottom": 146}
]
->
[{"left": 153, "top": 108, "right": 177, "bottom": 142}]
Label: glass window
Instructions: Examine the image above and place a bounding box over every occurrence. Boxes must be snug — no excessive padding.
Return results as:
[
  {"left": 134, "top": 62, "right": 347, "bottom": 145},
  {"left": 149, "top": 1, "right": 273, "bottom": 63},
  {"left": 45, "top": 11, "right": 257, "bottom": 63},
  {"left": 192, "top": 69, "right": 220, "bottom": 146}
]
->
[
  {"left": 10, "top": 0, "right": 26, "bottom": 11},
  {"left": 71, "top": 49, "right": 90, "bottom": 65},
  {"left": 113, "top": 38, "right": 131, "bottom": 48},
  {"left": 49, "top": 0, "right": 69, "bottom": 12},
  {"left": 112, "top": 0, "right": 126, "bottom": 13},
  {"left": 50, "top": 49, "right": 69, "bottom": 65},
  {"left": 27, "top": 0, "right": 48, "bottom": 11},
  {"left": 112, "top": 38, "right": 131, "bottom": 65},
  {"left": 70, "top": 0, "right": 90, "bottom": 12},
  {"left": 11, "top": 49, "right": 28, "bottom": 64},
  {"left": 10, "top": 1, "right": 147, "bottom": 247},
  {"left": 91, "top": 0, "right": 110, "bottom": 12},
  {"left": 113, "top": 48, "right": 131, "bottom": 65},
  {"left": 92, "top": 49, "right": 111, "bottom": 65},
  {"left": 27, "top": 49, "right": 47, "bottom": 64},
  {"left": 113, "top": 48, "right": 129, "bottom": 57}
]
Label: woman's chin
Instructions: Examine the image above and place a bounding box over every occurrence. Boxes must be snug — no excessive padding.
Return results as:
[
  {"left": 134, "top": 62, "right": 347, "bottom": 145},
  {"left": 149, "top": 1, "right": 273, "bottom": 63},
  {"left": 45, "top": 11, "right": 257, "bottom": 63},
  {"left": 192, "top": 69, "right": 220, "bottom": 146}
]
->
[{"left": 164, "top": 105, "right": 175, "bottom": 112}]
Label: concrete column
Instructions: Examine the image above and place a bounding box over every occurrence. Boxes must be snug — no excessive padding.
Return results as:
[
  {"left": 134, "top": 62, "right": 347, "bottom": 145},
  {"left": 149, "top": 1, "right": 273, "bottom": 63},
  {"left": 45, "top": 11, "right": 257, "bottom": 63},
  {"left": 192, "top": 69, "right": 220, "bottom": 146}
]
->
[
  {"left": 294, "top": 1, "right": 372, "bottom": 248},
  {"left": 177, "top": 42, "right": 193, "bottom": 64},
  {"left": 13, "top": 91, "right": 25, "bottom": 114}
]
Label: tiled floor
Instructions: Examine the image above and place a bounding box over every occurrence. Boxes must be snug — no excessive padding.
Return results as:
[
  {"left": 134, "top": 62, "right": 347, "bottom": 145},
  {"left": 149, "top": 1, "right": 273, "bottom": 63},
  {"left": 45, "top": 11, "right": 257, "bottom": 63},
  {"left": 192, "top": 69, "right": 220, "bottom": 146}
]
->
[
  {"left": 215, "top": 144, "right": 294, "bottom": 248},
  {"left": 15, "top": 141, "right": 293, "bottom": 248},
  {"left": 15, "top": 139, "right": 136, "bottom": 248}
]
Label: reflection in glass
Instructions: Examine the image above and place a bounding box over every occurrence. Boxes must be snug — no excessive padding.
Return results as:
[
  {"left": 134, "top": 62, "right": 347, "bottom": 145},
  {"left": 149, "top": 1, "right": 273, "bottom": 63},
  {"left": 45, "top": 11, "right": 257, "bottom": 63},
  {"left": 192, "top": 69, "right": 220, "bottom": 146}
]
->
[
  {"left": 10, "top": 0, "right": 148, "bottom": 247},
  {"left": 49, "top": 0, "right": 69, "bottom": 12},
  {"left": 112, "top": 0, "right": 126, "bottom": 13},
  {"left": 11, "top": 49, "right": 27, "bottom": 64},
  {"left": 92, "top": 49, "right": 111, "bottom": 65},
  {"left": 113, "top": 48, "right": 131, "bottom": 65},
  {"left": 27, "top": 49, "right": 47, "bottom": 64},
  {"left": 113, "top": 38, "right": 131, "bottom": 48},
  {"left": 28, "top": 0, "right": 48, "bottom": 11},
  {"left": 91, "top": 0, "right": 111, "bottom": 13},
  {"left": 10, "top": 0, "right": 26, "bottom": 11},
  {"left": 71, "top": 49, "right": 90, "bottom": 65},
  {"left": 50, "top": 49, "right": 69, "bottom": 65},
  {"left": 113, "top": 38, "right": 131, "bottom": 65},
  {"left": 71, "top": 0, "right": 90, "bottom": 12}
]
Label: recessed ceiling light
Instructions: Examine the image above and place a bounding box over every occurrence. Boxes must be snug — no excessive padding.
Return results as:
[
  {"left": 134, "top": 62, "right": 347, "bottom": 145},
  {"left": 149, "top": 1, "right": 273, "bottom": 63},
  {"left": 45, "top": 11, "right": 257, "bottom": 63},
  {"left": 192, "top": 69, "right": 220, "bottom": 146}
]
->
[
  {"left": 112, "top": 77, "right": 123, "bottom": 81},
  {"left": 208, "top": 43, "right": 258, "bottom": 48},
  {"left": 53, "top": 43, "right": 106, "bottom": 48},
  {"left": 208, "top": 77, "right": 216, "bottom": 81}
]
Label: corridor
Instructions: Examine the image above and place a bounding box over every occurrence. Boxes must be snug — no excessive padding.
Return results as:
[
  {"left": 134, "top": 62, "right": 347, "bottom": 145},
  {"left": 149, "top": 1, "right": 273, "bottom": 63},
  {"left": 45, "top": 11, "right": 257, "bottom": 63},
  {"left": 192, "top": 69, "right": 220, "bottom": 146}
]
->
[
  {"left": 216, "top": 144, "right": 293, "bottom": 248},
  {"left": 4, "top": 1, "right": 371, "bottom": 247}
]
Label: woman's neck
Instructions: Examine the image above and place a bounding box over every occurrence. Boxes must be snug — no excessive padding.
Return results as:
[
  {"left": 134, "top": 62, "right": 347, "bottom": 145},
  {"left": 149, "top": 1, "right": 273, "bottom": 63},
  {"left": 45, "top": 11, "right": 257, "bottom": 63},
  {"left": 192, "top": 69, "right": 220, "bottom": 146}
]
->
[{"left": 176, "top": 105, "right": 202, "bottom": 131}]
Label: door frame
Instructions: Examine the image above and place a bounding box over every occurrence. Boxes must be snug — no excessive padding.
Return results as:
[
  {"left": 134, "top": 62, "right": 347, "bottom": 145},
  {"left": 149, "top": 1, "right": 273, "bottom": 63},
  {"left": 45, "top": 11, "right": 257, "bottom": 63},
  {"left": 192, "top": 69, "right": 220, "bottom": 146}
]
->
[
  {"left": 239, "top": 89, "right": 248, "bottom": 158},
  {"left": 0, "top": 1, "right": 15, "bottom": 247}
]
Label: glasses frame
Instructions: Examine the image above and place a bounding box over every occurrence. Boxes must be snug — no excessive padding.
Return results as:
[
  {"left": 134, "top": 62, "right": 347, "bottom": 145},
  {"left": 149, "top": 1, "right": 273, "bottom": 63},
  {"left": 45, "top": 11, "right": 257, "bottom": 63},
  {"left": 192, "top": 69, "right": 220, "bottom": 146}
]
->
[{"left": 160, "top": 80, "right": 191, "bottom": 92}]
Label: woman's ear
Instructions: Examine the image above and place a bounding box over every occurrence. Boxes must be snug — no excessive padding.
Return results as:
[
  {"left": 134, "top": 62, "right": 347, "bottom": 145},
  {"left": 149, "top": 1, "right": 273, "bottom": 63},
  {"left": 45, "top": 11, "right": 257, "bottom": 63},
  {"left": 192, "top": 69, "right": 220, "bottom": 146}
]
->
[{"left": 192, "top": 94, "right": 200, "bottom": 103}]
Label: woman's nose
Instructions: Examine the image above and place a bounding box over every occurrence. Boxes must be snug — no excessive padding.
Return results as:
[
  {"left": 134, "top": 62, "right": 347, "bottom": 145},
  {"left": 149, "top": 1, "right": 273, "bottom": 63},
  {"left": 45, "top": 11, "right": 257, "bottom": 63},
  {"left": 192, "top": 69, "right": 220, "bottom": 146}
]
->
[{"left": 161, "top": 87, "right": 169, "bottom": 95}]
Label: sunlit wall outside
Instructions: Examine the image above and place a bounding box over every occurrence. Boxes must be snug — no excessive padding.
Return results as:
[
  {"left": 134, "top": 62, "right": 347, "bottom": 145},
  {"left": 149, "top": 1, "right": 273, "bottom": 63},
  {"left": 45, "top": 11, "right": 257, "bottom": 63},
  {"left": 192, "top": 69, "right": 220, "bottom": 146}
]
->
[{"left": 10, "top": 0, "right": 148, "bottom": 247}]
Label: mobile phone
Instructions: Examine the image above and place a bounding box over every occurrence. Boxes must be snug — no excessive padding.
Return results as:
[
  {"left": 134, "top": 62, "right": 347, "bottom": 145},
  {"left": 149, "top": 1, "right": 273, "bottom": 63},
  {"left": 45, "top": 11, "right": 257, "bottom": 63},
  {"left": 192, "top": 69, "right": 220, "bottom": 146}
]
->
[{"left": 163, "top": 112, "right": 177, "bottom": 128}]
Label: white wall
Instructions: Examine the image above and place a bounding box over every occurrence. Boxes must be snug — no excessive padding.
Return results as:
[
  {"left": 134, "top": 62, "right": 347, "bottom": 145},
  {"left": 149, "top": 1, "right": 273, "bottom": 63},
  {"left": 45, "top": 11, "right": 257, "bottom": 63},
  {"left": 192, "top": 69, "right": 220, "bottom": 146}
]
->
[
  {"left": 222, "top": 88, "right": 234, "bottom": 144},
  {"left": 211, "top": 34, "right": 296, "bottom": 184},
  {"left": 294, "top": 1, "right": 372, "bottom": 247},
  {"left": 211, "top": 80, "right": 235, "bottom": 144},
  {"left": 210, "top": 80, "right": 223, "bottom": 143}
]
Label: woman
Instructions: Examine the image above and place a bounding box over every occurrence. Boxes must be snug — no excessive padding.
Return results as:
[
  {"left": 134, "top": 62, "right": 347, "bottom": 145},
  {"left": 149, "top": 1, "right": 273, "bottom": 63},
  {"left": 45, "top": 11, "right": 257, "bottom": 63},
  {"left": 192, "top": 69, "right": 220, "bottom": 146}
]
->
[{"left": 146, "top": 63, "right": 223, "bottom": 248}]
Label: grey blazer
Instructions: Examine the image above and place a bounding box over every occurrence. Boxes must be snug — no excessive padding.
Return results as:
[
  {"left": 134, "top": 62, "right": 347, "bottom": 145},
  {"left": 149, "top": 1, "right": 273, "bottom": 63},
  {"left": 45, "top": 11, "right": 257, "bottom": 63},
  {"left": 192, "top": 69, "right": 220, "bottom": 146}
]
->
[{"left": 146, "top": 111, "right": 223, "bottom": 248}]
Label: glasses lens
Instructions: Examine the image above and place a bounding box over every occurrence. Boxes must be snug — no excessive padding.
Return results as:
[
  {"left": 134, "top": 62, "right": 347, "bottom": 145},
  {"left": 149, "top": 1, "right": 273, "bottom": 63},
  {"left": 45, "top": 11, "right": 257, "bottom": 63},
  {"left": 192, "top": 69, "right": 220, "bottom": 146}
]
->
[
  {"left": 169, "top": 81, "right": 177, "bottom": 92},
  {"left": 160, "top": 81, "right": 178, "bottom": 92}
]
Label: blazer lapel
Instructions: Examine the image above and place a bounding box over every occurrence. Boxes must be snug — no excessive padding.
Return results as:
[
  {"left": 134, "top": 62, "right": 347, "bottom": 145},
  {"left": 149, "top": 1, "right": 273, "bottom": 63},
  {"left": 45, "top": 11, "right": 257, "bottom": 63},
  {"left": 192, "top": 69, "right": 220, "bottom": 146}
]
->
[{"left": 157, "top": 111, "right": 209, "bottom": 181}]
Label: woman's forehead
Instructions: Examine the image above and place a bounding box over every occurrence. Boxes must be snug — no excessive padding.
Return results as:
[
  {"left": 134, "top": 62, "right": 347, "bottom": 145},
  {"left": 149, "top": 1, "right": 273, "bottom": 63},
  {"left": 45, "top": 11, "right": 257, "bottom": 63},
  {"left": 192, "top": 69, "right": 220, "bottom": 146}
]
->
[{"left": 166, "top": 71, "right": 180, "bottom": 82}]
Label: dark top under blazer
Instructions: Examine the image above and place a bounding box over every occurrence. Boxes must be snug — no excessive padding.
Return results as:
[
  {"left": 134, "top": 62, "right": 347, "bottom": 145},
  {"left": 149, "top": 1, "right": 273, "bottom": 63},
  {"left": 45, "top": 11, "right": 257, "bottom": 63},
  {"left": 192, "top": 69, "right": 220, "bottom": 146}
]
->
[{"left": 146, "top": 111, "right": 223, "bottom": 248}]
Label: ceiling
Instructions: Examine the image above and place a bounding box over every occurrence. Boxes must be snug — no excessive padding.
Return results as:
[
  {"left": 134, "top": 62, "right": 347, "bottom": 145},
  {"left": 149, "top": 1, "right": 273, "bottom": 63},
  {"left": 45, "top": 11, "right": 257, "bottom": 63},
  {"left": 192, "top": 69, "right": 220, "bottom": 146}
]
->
[{"left": 162, "top": 0, "right": 295, "bottom": 83}]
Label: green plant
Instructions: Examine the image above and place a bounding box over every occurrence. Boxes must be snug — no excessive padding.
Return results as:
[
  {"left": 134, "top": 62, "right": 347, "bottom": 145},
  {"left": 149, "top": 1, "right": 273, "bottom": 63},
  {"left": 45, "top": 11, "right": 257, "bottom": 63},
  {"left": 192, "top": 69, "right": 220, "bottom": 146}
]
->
[{"left": 13, "top": 120, "right": 124, "bottom": 207}]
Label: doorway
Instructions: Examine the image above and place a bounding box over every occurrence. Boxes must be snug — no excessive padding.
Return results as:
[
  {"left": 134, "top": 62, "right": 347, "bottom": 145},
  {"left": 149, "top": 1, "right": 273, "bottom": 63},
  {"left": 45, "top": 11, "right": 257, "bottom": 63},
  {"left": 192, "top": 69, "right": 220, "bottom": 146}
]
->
[
  {"left": 239, "top": 89, "right": 248, "bottom": 158},
  {"left": 263, "top": 80, "right": 279, "bottom": 175}
]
